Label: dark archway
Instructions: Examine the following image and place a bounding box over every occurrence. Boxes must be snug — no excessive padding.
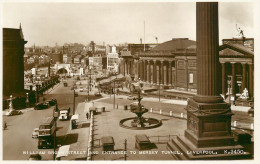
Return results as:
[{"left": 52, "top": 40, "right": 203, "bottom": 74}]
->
[{"left": 57, "top": 68, "right": 68, "bottom": 74}]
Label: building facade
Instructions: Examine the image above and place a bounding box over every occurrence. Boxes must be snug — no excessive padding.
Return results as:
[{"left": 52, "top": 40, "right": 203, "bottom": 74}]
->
[
  {"left": 3, "top": 26, "right": 27, "bottom": 97},
  {"left": 120, "top": 37, "right": 254, "bottom": 100}
]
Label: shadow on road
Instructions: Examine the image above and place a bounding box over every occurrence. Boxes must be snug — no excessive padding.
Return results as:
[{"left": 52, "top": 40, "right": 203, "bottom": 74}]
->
[{"left": 57, "top": 133, "right": 79, "bottom": 145}]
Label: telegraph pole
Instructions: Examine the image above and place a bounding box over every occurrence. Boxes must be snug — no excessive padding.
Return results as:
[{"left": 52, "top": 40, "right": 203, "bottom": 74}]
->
[
  {"left": 113, "top": 78, "right": 116, "bottom": 109},
  {"left": 73, "top": 88, "right": 75, "bottom": 115},
  {"left": 124, "top": 139, "right": 127, "bottom": 160}
]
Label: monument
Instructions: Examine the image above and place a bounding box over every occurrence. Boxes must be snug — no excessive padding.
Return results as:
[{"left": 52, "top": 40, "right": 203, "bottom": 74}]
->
[
  {"left": 119, "top": 81, "right": 162, "bottom": 130},
  {"left": 167, "top": 2, "right": 251, "bottom": 160}
]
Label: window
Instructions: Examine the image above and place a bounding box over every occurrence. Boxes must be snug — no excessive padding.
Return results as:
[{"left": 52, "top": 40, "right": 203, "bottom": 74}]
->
[{"left": 189, "top": 73, "right": 194, "bottom": 83}]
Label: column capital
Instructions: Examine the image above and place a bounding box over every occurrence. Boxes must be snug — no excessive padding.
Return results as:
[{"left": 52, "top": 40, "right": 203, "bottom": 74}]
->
[
  {"left": 160, "top": 60, "right": 164, "bottom": 64},
  {"left": 230, "top": 62, "right": 236, "bottom": 65}
]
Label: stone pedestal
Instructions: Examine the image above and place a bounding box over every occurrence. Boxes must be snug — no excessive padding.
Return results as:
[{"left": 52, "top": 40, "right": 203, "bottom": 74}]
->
[{"left": 167, "top": 99, "right": 251, "bottom": 160}]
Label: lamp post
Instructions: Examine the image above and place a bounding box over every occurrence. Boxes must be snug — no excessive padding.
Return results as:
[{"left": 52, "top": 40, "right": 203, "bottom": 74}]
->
[
  {"left": 9, "top": 95, "right": 13, "bottom": 112},
  {"left": 26, "top": 93, "right": 29, "bottom": 107},
  {"left": 88, "top": 66, "right": 92, "bottom": 102},
  {"left": 53, "top": 105, "right": 59, "bottom": 160},
  {"left": 159, "top": 79, "right": 161, "bottom": 102},
  {"left": 113, "top": 74, "right": 117, "bottom": 109},
  {"left": 73, "top": 84, "right": 76, "bottom": 115}
]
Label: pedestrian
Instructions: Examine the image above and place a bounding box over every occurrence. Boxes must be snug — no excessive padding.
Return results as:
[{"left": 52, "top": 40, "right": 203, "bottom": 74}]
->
[
  {"left": 86, "top": 112, "right": 89, "bottom": 119},
  {"left": 3, "top": 122, "right": 7, "bottom": 130}
]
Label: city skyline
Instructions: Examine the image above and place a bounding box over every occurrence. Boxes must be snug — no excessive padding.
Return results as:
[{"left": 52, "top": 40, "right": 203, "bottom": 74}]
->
[{"left": 2, "top": 2, "right": 254, "bottom": 47}]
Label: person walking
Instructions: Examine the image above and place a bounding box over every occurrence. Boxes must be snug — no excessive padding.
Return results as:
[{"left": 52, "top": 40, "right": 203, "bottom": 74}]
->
[
  {"left": 86, "top": 112, "right": 89, "bottom": 120},
  {"left": 3, "top": 122, "right": 7, "bottom": 130}
]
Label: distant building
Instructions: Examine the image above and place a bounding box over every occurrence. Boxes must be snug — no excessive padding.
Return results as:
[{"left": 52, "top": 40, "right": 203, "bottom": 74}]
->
[
  {"left": 107, "top": 46, "right": 119, "bottom": 72},
  {"left": 48, "top": 52, "right": 62, "bottom": 64},
  {"left": 3, "top": 25, "right": 27, "bottom": 97},
  {"left": 63, "top": 54, "right": 68, "bottom": 63},
  {"left": 73, "top": 55, "right": 82, "bottom": 64}
]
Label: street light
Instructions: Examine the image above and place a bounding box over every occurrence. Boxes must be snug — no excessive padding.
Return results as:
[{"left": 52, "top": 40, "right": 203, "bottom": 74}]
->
[
  {"left": 73, "top": 84, "right": 76, "bottom": 115},
  {"left": 9, "top": 95, "right": 13, "bottom": 111},
  {"left": 113, "top": 74, "right": 117, "bottom": 109},
  {"left": 53, "top": 105, "right": 59, "bottom": 160},
  {"left": 26, "top": 93, "right": 29, "bottom": 107},
  {"left": 159, "top": 79, "right": 161, "bottom": 102},
  {"left": 88, "top": 66, "right": 92, "bottom": 102}
]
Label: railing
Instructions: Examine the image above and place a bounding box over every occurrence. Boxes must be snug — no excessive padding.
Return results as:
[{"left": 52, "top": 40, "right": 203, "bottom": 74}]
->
[{"left": 148, "top": 134, "right": 179, "bottom": 144}]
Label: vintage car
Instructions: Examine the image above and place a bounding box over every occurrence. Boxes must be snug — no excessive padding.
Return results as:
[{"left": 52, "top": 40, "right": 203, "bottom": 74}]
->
[
  {"left": 29, "top": 154, "right": 42, "bottom": 160},
  {"left": 32, "top": 128, "right": 39, "bottom": 138},
  {"left": 34, "top": 102, "right": 49, "bottom": 110}
]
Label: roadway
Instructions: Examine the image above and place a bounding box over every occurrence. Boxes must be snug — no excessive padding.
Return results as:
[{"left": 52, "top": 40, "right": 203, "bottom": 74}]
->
[{"left": 2, "top": 77, "right": 86, "bottom": 160}]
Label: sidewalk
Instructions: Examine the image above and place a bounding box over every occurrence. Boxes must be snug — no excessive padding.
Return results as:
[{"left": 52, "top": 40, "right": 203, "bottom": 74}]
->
[{"left": 61, "top": 102, "right": 90, "bottom": 160}]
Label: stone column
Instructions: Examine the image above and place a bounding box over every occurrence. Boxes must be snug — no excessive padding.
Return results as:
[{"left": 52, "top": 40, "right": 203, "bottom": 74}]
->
[
  {"left": 168, "top": 61, "right": 172, "bottom": 86},
  {"left": 153, "top": 60, "right": 157, "bottom": 84},
  {"left": 249, "top": 63, "right": 253, "bottom": 98},
  {"left": 221, "top": 62, "right": 226, "bottom": 98},
  {"left": 242, "top": 63, "right": 246, "bottom": 91},
  {"left": 144, "top": 60, "right": 147, "bottom": 82},
  {"left": 141, "top": 60, "right": 144, "bottom": 81},
  {"left": 186, "top": 59, "right": 189, "bottom": 91},
  {"left": 165, "top": 62, "right": 169, "bottom": 85},
  {"left": 167, "top": 3, "right": 246, "bottom": 159},
  {"left": 123, "top": 60, "right": 126, "bottom": 76},
  {"left": 231, "top": 62, "right": 236, "bottom": 98},
  {"left": 148, "top": 60, "right": 151, "bottom": 83},
  {"left": 175, "top": 60, "right": 177, "bottom": 86},
  {"left": 160, "top": 61, "right": 164, "bottom": 84}
]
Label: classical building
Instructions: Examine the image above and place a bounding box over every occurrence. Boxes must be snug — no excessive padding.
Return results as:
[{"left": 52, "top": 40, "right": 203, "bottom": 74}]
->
[
  {"left": 120, "top": 37, "right": 254, "bottom": 101},
  {"left": 3, "top": 25, "right": 27, "bottom": 97},
  {"left": 107, "top": 46, "right": 119, "bottom": 72}
]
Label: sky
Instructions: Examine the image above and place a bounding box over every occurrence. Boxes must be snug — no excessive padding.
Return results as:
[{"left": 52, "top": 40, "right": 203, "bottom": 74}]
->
[{"left": 1, "top": 1, "right": 255, "bottom": 47}]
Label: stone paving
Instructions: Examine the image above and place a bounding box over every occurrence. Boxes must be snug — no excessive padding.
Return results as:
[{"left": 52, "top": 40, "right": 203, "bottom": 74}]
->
[{"left": 91, "top": 101, "right": 186, "bottom": 160}]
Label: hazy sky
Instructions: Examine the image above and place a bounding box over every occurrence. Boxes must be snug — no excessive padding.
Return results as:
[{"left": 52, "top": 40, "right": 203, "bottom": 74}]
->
[{"left": 2, "top": 2, "right": 254, "bottom": 47}]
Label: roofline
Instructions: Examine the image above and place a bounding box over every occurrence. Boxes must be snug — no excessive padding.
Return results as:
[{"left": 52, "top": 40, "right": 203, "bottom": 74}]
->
[{"left": 219, "top": 44, "right": 253, "bottom": 56}]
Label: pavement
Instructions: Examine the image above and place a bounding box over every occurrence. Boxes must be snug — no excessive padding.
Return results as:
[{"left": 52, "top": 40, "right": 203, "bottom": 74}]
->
[{"left": 60, "top": 102, "right": 90, "bottom": 160}]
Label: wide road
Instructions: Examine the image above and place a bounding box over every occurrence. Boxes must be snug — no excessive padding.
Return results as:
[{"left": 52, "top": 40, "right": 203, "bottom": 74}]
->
[{"left": 3, "top": 78, "right": 87, "bottom": 160}]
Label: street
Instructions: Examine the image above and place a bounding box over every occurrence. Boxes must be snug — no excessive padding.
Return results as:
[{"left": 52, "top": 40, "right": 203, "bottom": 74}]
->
[{"left": 2, "top": 78, "right": 86, "bottom": 160}]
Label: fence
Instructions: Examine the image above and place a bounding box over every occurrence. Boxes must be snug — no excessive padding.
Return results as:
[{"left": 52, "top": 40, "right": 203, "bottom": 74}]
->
[{"left": 148, "top": 135, "right": 179, "bottom": 144}]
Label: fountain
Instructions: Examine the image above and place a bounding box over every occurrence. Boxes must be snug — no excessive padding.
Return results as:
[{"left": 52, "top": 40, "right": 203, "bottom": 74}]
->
[{"left": 119, "top": 82, "right": 162, "bottom": 130}]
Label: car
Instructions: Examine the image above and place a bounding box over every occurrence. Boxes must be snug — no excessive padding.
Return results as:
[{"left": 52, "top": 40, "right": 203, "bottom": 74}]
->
[
  {"left": 32, "top": 128, "right": 39, "bottom": 138},
  {"left": 127, "top": 95, "right": 137, "bottom": 100},
  {"left": 94, "top": 92, "right": 101, "bottom": 96},
  {"left": 34, "top": 102, "right": 49, "bottom": 110},
  {"left": 29, "top": 154, "right": 42, "bottom": 160},
  {"left": 46, "top": 99, "right": 57, "bottom": 106},
  {"left": 6, "top": 110, "right": 22, "bottom": 116},
  {"left": 79, "top": 87, "right": 84, "bottom": 92}
]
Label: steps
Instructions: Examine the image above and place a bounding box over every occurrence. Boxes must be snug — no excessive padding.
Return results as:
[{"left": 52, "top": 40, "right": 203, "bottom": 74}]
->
[{"left": 166, "top": 136, "right": 251, "bottom": 160}]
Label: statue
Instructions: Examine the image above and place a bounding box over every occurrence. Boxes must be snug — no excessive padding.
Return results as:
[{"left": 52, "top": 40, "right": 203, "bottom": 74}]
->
[
  {"left": 239, "top": 88, "right": 249, "bottom": 99},
  {"left": 9, "top": 95, "right": 14, "bottom": 112},
  {"left": 234, "top": 24, "right": 244, "bottom": 38}
]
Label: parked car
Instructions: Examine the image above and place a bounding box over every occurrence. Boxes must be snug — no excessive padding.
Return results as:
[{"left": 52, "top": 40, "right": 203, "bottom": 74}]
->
[
  {"left": 29, "top": 154, "right": 42, "bottom": 160},
  {"left": 94, "top": 92, "right": 101, "bottom": 96},
  {"left": 34, "top": 102, "right": 49, "bottom": 110},
  {"left": 32, "top": 128, "right": 39, "bottom": 138},
  {"left": 127, "top": 95, "right": 137, "bottom": 100},
  {"left": 6, "top": 110, "right": 22, "bottom": 116},
  {"left": 46, "top": 99, "right": 57, "bottom": 106},
  {"left": 79, "top": 87, "right": 84, "bottom": 92}
]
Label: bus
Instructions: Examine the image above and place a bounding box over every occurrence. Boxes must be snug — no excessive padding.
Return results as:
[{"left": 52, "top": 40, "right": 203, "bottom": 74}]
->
[{"left": 38, "top": 117, "right": 55, "bottom": 149}]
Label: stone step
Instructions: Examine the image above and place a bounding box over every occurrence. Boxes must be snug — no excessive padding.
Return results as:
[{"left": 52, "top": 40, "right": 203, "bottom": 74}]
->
[{"left": 167, "top": 137, "right": 251, "bottom": 160}]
